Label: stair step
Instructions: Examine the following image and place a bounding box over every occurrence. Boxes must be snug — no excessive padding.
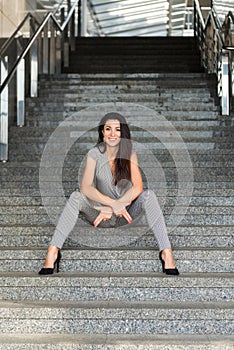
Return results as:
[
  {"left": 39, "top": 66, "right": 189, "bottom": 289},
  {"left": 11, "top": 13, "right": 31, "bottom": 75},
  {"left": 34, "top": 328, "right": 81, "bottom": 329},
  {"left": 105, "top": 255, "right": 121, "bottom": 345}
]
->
[
  {"left": 0, "top": 195, "right": 233, "bottom": 207},
  {"left": 0, "top": 226, "right": 233, "bottom": 248},
  {"left": 8, "top": 142, "right": 234, "bottom": 153},
  {"left": 0, "top": 214, "right": 233, "bottom": 226},
  {"left": 9, "top": 127, "right": 233, "bottom": 137},
  {"left": 0, "top": 300, "right": 233, "bottom": 335},
  {"left": 0, "top": 180, "right": 233, "bottom": 190},
  {"left": 0, "top": 272, "right": 232, "bottom": 302},
  {"left": 0, "top": 248, "right": 232, "bottom": 273},
  {"left": 1, "top": 204, "right": 234, "bottom": 216},
  {"left": 37, "top": 86, "right": 213, "bottom": 95},
  {"left": 28, "top": 96, "right": 215, "bottom": 104},
  {"left": 39, "top": 71, "right": 216, "bottom": 79},
  {"left": 26, "top": 100, "right": 218, "bottom": 111},
  {"left": 0, "top": 333, "right": 233, "bottom": 349},
  {"left": 8, "top": 137, "right": 234, "bottom": 146},
  {"left": 25, "top": 113, "right": 220, "bottom": 124},
  {"left": 1, "top": 164, "right": 234, "bottom": 178}
]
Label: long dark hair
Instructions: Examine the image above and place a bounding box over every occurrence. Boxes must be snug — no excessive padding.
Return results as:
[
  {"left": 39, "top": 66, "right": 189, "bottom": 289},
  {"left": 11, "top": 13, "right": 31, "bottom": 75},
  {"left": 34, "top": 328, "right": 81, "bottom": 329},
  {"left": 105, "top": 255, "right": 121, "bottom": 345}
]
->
[{"left": 96, "top": 112, "right": 132, "bottom": 185}]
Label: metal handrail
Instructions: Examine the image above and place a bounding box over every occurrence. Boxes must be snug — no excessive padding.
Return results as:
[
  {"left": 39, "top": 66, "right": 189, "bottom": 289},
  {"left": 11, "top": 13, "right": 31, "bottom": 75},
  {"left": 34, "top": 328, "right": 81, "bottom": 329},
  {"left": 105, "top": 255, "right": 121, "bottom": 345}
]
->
[
  {"left": 194, "top": 0, "right": 234, "bottom": 115},
  {"left": 0, "top": 0, "right": 81, "bottom": 161},
  {"left": 53, "top": 0, "right": 68, "bottom": 15},
  {"left": 0, "top": 13, "right": 34, "bottom": 57},
  {"left": 0, "top": 1, "right": 79, "bottom": 94}
]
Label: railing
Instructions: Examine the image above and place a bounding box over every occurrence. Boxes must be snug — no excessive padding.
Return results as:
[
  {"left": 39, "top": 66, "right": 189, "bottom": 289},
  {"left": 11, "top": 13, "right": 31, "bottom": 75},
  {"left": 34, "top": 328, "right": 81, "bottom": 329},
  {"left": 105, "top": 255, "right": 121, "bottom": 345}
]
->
[
  {"left": 194, "top": 0, "right": 234, "bottom": 116},
  {"left": 0, "top": 0, "right": 83, "bottom": 162}
]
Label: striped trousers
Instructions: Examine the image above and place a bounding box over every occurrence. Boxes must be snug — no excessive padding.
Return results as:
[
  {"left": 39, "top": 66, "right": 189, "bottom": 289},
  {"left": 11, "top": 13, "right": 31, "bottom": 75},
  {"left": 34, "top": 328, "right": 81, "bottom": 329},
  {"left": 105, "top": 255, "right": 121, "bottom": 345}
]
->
[{"left": 50, "top": 189, "right": 171, "bottom": 251}]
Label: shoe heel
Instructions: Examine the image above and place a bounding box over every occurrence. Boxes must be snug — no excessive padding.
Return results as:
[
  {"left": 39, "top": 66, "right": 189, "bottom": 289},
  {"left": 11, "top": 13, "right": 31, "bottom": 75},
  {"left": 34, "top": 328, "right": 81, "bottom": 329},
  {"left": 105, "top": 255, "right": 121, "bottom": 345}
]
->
[
  {"left": 159, "top": 250, "right": 179, "bottom": 276},
  {"left": 56, "top": 250, "right": 61, "bottom": 273},
  {"left": 159, "top": 251, "right": 165, "bottom": 273},
  {"left": 39, "top": 249, "right": 61, "bottom": 275}
]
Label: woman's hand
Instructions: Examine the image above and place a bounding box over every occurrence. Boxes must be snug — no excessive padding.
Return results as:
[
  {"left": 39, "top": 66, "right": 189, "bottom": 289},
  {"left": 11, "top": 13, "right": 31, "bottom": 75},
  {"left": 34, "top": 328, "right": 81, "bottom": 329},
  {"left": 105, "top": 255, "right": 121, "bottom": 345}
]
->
[
  {"left": 111, "top": 200, "right": 132, "bottom": 223},
  {"left": 93, "top": 206, "right": 113, "bottom": 227}
]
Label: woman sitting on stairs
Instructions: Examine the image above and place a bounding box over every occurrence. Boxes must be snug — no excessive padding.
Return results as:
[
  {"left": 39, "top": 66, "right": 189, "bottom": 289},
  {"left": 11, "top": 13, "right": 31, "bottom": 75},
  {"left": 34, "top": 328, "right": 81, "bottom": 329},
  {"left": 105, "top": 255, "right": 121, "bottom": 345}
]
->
[{"left": 39, "top": 112, "right": 179, "bottom": 276}]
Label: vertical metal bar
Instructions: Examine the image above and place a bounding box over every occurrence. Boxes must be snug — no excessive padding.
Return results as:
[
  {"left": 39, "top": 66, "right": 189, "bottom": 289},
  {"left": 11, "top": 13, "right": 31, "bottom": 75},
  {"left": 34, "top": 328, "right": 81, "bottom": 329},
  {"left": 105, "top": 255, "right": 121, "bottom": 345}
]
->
[
  {"left": 62, "top": 7, "right": 70, "bottom": 68},
  {"left": 16, "top": 58, "right": 25, "bottom": 126},
  {"left": 31, "top": 39, "right": 38, "bottom": 97},
  {"left": 193, "top": 1, "right": 197, "bottom": 37},
  {"left": 0, "top": 57, "right": 8, "bottom": 162},
  {"left": 43, "top": 22, "right": 49, "bottom": 74},
  {"left": 68, "top": 0, "right": 71, "bottom": 11},
  {"left": 38, "top": 34, "right": 43, "bottom": 75},
  {"left": 70, "top": 11, "right": 76, "bottom": 51},
  {"left": 63, "top": 42, "right": 69, "bottom": 67},
  {"left": 50, "top": 24, "right": 56, "bottom": 74},
  {"left": 30, "top": 16, "right": 38, "bottom": 96},
  {"left": 81, "top": 0, "right": 87, "bottom": 37},
  {"left": 78, "top": 0, "right": 81, "bottom": 37},
  {"left": 55, "top": 31, "right": 62, "bottom": 74},
  {"left": 221, "top": 52, "right": 229, "bottom": 115},
  {"left": 61, "top": 8, "right": 65, "bottom": 68}
]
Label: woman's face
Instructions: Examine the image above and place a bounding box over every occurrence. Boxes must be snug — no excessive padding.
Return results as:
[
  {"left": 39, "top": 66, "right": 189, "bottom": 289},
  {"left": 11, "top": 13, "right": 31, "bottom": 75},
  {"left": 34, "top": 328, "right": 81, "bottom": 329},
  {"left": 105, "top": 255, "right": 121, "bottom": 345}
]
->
[{"left": 102, "top": 119, "right": 121, "bottom": 147}]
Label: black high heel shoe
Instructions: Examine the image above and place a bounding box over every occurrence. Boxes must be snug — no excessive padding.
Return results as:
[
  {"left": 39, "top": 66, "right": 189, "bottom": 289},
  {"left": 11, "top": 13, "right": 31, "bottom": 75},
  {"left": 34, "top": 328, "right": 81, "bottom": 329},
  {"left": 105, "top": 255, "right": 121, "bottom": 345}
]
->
[
  {"left": 159, "top": 251, "right": 179, "bottom": 276},
  {"left": 39, "top": 249, "right": 61, "bottom": 275}
]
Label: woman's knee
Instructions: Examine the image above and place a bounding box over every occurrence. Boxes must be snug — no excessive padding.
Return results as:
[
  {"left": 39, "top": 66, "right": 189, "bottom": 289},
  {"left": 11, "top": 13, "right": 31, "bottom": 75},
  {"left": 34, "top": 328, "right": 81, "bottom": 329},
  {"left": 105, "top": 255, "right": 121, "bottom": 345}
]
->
[
  {"left": 69, "top": 190, "right": 81, "bottom": 201},
  {"left": 69, "top": 190, "right": 86, "bottom": 208},
  {"left": 139, "top": 189, "right": 155, "bottom": 200},
  {"left": 140, "top": 189, "right": 161, "bottom": 209}
]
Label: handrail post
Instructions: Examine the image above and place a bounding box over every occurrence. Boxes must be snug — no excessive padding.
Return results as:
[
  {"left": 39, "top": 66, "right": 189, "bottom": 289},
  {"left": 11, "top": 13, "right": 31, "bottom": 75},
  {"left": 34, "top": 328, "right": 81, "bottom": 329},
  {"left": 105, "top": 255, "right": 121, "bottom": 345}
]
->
[
  {"left": 0, "top": 57, "right": 8, "bottom": 162},
  {"left": 70, "top": 10, "right": 76, "bottom": 51},
  {"left": 50, "top": 21, "right": 56, "bottom": 74},
  {"left": 16, "top": 58, "right": 25, "bottom": 127},
  {"left": 193, "top": 1, "right": 197, "bottom": 38},
  {"left": 31, "top": 40, "right": 39, "bottom": 97},
  {"left": 30, "top": 17, "right": 38, "bottom": 97},
  {"left": 220, "top": 50, "right": 230, "bottom": 115},
  {"left": 43, "top": 21, "right": 49, "bottom": 74},
  {"left": 78, "top": 0, "right": 82, "bottom": 36},
  {"left": 56, "top": 30, "right": 62, "bottom": 74},
  {"left": 62, "top": 7, "right": 69, "bottom": 68}
]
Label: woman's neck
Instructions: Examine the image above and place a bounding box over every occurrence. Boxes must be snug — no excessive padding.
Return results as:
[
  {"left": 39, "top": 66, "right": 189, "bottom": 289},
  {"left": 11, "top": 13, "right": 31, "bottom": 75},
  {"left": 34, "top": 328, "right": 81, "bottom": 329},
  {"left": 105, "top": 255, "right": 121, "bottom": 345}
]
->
[{"left": 105, "top": 145, "right": 119, "bottom": 159}]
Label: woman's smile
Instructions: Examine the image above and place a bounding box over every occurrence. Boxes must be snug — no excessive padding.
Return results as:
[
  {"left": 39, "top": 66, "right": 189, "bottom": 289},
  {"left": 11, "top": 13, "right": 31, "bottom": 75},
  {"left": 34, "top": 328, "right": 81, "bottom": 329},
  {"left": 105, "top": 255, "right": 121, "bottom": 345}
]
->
[{"left": 103, "top": 119, "right": 121, "bottom": 147}]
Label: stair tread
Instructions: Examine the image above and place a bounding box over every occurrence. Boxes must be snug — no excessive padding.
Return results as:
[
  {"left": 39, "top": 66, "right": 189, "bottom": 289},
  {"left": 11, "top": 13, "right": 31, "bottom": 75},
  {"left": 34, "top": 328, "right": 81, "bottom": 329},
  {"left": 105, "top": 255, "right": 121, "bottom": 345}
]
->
[
  {"left": 0, "top": 271, "right": 233, "bottom": 279},
  {"left": 1, "top": 299, "right": 233, "bottom": 309},
  {"left": 0, "top": 333, "right": 233, "bottom": 346}
]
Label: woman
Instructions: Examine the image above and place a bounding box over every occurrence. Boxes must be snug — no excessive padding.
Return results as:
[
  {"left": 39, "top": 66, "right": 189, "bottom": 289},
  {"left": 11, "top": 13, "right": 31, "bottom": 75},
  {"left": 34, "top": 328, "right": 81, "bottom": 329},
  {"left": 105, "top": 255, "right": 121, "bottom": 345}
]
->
[{"left": 39, "top": 112, "right": 179, "bottom": 275}]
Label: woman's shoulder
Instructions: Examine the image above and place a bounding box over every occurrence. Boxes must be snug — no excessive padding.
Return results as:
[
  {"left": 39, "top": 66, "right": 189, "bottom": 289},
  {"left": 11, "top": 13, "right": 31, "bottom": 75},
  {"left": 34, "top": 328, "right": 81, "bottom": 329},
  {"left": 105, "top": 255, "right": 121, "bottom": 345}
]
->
[{"left": 87, "top": 145, "right": 104, "bottom": 160}]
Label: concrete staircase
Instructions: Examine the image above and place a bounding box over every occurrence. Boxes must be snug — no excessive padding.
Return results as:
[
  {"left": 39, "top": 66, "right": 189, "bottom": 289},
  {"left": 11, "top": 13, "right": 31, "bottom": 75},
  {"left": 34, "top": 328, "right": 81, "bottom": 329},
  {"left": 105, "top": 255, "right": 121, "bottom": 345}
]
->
[
  {"left": 63, "top": 37, "right": 203, "bottom": 73},
  {"left": 0, "top": 37, "right": 233, "bottom": 348}
]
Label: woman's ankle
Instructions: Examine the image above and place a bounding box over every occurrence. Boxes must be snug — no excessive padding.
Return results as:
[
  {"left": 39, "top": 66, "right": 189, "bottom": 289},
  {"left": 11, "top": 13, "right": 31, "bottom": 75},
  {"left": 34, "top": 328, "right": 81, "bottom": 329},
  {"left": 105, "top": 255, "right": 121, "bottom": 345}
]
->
[
  {"left": 161, "top": 248, "right": 176, "bottom": 269},
  {"left": 44, "top": 246, "right": 59, "bottom": 268}
]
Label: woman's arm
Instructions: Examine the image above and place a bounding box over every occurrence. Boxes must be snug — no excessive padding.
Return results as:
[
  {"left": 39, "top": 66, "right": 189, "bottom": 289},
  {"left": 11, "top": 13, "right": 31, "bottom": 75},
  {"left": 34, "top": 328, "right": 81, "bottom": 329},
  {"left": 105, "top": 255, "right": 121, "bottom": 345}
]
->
[{"left": 80, "top": 155, "right": 115, "bottom": 206}]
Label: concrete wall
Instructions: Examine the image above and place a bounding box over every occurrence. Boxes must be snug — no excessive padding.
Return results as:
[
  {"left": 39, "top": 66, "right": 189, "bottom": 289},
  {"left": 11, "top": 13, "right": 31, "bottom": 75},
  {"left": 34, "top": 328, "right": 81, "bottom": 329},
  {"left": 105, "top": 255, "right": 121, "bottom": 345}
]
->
[{"left": 0, "top": 0, "right": 37, "bottom": 38}]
